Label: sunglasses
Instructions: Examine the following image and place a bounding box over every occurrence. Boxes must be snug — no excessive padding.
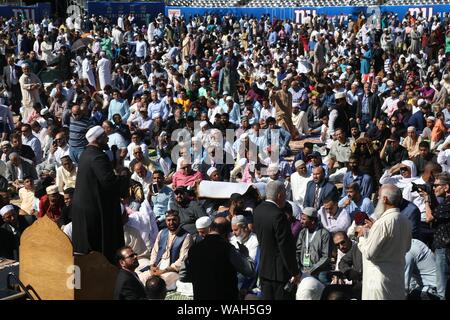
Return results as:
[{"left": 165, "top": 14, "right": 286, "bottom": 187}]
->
[{"left": 122, "top": 253, "right": 137, "bottom": 260}]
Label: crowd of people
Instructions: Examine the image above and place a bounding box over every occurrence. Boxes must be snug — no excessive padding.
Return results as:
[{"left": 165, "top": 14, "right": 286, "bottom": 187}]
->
[{"left": 0, "top": 8, "right": 450, "bottom": 300}]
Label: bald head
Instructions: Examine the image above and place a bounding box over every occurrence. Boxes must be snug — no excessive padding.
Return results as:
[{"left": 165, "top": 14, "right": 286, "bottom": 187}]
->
[{"left": 133, "top": 161, "right": 147, "bottom": 178}]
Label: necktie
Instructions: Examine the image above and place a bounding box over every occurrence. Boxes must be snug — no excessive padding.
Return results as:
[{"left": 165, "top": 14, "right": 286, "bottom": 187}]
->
[
  {"left": 313, "top": 184, "right": 320, "bottom": 209},
  {"left": 11, "top": 66, "right": 16, "bottom": 85}
]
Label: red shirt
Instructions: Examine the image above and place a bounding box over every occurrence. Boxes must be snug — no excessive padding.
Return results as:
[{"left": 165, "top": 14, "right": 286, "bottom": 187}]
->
[{"left": 38, "top": 194, "right": 64, "bottom": 223}]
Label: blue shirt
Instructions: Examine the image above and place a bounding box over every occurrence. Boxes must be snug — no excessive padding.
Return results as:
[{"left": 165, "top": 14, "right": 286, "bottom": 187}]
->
[
  {"left": 321, "top": 92, "right": 336, "bottom": 111},
  {"left": 151, "top": 186, "right": 174, "bottom": 222},
  {"left": 148, "top": 100, "right": 167, "bottom": 120},
  {"left": 338, "top": 196, "right": 374, "bottom": 220},
  {"left": 228, "top": 103, "right": 241, "bottom": 125},
  {"left": 268, "top": 31, "right": 277, "bottom": 45},
  {"left": 264, "top": 126, "right": 291, "bottom": 148},
  {"left": 342, "top": 171, "right": 373, "bottom": 199},
  {"left": 405, "top": 239, "right": 437, "bottom": 292},
  {"left": 361, "top": 94, "right": 369, "bottom": 115},
  {"left": 108, "top": 99, "right": 130, "bottom": 121}
]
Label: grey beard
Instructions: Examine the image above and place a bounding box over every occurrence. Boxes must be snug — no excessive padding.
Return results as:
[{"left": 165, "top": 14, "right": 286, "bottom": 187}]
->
[{"left": 372, "top": 201, "right": 386, "bottom": 220}]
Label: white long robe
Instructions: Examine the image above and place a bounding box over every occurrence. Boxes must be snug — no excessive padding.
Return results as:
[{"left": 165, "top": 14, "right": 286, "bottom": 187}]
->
[
  {"left": 127, "top": 200, "right": 159, "bottom": 251},
  {"left": 290, "top": 172, "right": 312, "bottom": 209},
  {"left": 96, "top": 57, "right": 111, "bottom": 90},
  {"left": 82, "top": 58, "right": 96, "bottom": 88},
  {"left": 40, "top": 41, "right": 54, "bottom": 64},
  {"left": 358, "top": 208, "right": 412, "bottom": 300}
]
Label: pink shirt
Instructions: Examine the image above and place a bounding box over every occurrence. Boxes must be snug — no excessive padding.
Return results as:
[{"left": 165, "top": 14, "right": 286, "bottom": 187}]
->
[{"left": 172, "top": 170, "right": 203, "bottom": 188}]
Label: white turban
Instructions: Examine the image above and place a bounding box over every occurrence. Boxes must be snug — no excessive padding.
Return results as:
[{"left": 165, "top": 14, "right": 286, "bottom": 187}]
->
[
  {"left": 207, "top": 167, "right": 218, "bottom": 176},
  {"left": 0, "top": 205, "right": 15, "bottom": 217},
  {"left": 195, "top": 216, "right": 212, "bottom": 229},
  {"left": 85, "top": 126, "right": 105, "bottom": 143}
]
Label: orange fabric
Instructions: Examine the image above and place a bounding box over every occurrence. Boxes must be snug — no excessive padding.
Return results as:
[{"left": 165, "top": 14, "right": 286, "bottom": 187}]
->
[{"left": 431, "top": 119, "right": 446, "bottom": 142}]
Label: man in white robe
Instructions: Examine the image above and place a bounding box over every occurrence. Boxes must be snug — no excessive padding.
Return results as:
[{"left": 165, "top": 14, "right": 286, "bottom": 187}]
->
[
  {"left": 290, "top": 160, "right": 312, "bottom": 209},
  {"left": 357, "top": 184, "right": 412, "bottom": 300},
  {"left": 82, "top": 54, "right": 96, "bottom": 88},
  {"left": 96, "top": 51, "right": 111, "bottom": 90}
]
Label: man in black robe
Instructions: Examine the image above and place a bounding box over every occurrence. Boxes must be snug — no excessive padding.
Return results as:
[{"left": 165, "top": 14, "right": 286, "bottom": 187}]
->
[{"left": 72, "top": 126, "right": 129, "bottom": 264}]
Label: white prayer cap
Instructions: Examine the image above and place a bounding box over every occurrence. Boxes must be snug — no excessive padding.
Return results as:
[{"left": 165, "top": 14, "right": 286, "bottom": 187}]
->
[
  {"left": 166, "top": 84, "right": 173, "bottom": 89},
  {"left": 159, "top": 131, "right": 168, "bottom": 137},
  {"left": 417, "top": 98, "right": 425, "bottom": 106},
  {"left": 427, "top": 116, "right": 436, "bottom": 122},
  {"left": 302, "top": 207, "right": 318, "bottom": 218},
  {"left": 334, "top": 91, "right": 346, "bottom": 100},
  {"left": 46, "top": 185, "right": 59, "bottom": 195},
  {"left": 231, "top": 215, "right": 246, "bottom": 225},
  {"left": 294, "top": 160, "right": 305, "bottom": 168},
  {"left": 200, "top": 121, "right": 208, "bottom": 128},
  {"left": 85, "top": 125, "right": 105, "bottom": 143},
  {"left": 207, "top": 166, "right": 218, "bottom": 176},
  {"left": 200, "top": 77, "right": 206, "bottom": 82},
  {"left": 386, "top": 80, "right": 394, "bottom": 86},
  {"left": 267, "top": 163, "right": 279, "bottom": 175},
  {"left": 240, "top": 132, "right": 249, "bottom": 140},
  {"left": 226, "top": 96, "right": 234, "bottom": 101},
  {"left": 195, "top": 216, "right": 212, "bottom": 229},
  {"left": 0, "top": 205, "right": 14, "bottom": 217}
]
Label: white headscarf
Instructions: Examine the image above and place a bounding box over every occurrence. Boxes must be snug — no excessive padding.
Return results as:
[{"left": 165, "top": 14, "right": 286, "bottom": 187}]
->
[{"left": 402, "top": 160, "right": 418, "bottom": 178}]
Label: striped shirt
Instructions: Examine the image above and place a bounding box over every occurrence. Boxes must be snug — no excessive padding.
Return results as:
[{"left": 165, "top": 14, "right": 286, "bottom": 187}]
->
[{"left": 69, "top": 115, "right": 92, "bottom": 148}]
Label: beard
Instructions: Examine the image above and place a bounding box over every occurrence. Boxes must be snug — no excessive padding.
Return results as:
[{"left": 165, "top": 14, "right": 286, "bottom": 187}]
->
[
  {"left": 100, "top": 141, "right": 110, "bottom": 151},
  {"left": 373, "top": 201, "right": 386, "bottom": 220}
]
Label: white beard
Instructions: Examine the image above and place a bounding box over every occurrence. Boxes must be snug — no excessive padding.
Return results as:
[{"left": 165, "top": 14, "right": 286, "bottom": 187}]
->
[{"left": 372, "top": 201, "right": 386, "bottom": 220}]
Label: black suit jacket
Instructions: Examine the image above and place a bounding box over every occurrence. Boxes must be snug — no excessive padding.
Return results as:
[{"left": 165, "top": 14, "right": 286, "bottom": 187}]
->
[
  {"left": 113, "top": 269, "right": 147, "bottom": 300},
  {"left": 303, "top": 180, "right": 339, "bottom": 209},
  {"left": 356, "top": 92, "right": 381, "bottom": 120},
  {"left": 253, "top": 201, "right": 299, "bottom": 282},
  {"left": 113, "top": 73, "right": 134, "bottom": 98}
]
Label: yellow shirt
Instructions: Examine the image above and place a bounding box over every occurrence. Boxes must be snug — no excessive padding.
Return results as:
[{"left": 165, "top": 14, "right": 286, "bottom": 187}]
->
[{"left": 175, "top": 98, "right": 191, "bottom": 113}]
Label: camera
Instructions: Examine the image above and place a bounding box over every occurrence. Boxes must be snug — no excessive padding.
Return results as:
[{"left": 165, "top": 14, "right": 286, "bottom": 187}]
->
[{"left": 411, "top": 182, "right": 432, "bottom": 194}]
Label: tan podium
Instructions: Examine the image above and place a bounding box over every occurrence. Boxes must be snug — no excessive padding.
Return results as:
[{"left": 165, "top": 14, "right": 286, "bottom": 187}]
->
[{"left": 19, "top": 216, "right": 119, "bottom": 300}]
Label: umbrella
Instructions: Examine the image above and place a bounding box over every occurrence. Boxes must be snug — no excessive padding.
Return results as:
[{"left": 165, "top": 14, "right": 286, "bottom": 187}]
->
[
  {"left": 298, "top": 60, "right": 312, "bottom": 74},
  {"left": 71, "top": 37, "right": 94, "bottom": 52}
]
